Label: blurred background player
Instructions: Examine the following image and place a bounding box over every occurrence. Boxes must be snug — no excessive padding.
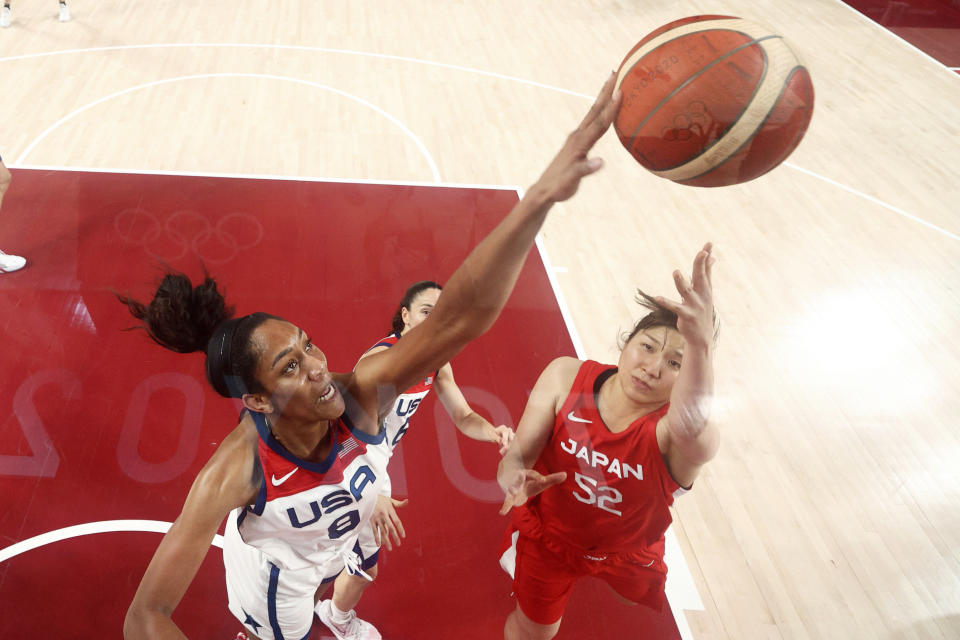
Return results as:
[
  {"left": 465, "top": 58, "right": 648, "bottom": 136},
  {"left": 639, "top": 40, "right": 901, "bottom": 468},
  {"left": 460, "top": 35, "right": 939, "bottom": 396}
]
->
[
  {"left": 1, "top": 0, "right": 69, "bottom": 27},
  {"left": 330, "top": 280, "right": 516, "bottom": 618},
  {"left": 0, "top": 154, "right": 26, "bottom": 273},
  {"left": 497, "top": 244, "right": 719, "bottom": 640}
]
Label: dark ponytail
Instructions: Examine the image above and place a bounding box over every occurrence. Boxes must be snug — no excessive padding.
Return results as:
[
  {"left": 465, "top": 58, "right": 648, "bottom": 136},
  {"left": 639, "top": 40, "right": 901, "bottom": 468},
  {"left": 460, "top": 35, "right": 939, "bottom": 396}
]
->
[
  {"left": 390, "top": 280, "right": 442, "bottom": 334},
  {"left": 119, "top": 271, "right": 282, "bottom": 398},
  {"left": 119, "top": 272, "right": 232, "bottom": 354}
]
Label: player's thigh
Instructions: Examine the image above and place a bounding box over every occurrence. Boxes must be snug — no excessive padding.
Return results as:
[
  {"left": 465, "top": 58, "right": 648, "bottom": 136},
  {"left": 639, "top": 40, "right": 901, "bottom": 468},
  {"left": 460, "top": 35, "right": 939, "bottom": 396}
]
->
[
  {"left": 223, "top": 515, "right": 321, "bottom": 640},
  {"left": 601, "top": 561, "right": 669, "bottom": 612},
  {"left": 512, "top": 534, "right": 577, "bottom": 626}
]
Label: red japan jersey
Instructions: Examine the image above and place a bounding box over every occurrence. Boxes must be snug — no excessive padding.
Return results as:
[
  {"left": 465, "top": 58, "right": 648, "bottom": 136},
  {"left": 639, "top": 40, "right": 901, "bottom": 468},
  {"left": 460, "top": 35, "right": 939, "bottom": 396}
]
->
[{"left": 518, "top": 360, "right": 683, "bottom": 556}]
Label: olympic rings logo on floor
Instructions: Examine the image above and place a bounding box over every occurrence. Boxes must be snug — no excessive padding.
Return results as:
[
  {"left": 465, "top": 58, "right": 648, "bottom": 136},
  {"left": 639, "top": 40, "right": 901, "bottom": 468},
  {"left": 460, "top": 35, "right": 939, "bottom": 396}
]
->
[{"left": 113, "top": 208, "right": 265, "bottom": 265}]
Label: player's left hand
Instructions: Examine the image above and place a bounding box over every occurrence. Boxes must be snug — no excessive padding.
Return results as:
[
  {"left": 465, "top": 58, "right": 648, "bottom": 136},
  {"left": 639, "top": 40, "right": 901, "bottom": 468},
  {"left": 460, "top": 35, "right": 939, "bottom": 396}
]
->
[
  {"left": 498, "top": 469, "right": 567, "bottom": 515},
  {"left": 492, "top": 425, "right": 515, "bottom": 456},
  {"left": 370, "top": 494, "right": 409, "bottom": 551},
  {"left": 655, "top": 242, "right": 716, "bottom": 349}
]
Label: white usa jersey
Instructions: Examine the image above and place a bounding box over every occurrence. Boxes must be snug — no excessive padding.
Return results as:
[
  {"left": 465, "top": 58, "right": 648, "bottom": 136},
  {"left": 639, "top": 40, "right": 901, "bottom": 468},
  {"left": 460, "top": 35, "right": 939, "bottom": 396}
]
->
[
  {"left": 236, "top": 410, "right": 391, "bottom": 571},
  {"left": 362, "top": 333, "right": 436, "bottom": 451}
]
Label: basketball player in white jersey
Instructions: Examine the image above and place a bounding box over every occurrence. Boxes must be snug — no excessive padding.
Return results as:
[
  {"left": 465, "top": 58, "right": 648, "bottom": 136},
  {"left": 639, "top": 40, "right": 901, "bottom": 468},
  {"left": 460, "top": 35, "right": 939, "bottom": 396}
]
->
[
  {"left": 120, "top": 72, "right": 621, "bottom": 640},
  {"left": 329, "top": 281, "right": 516, "bottom": 616}
]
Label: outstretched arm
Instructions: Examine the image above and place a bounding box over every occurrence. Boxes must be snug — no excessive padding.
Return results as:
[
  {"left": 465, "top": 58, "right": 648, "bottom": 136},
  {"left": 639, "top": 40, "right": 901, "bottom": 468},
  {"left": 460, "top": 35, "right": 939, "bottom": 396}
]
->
[
  {"left": 434, "top": 363, "right": 514, "bottom": 455},
  {"left": 497, "top": 356, "right": 581, "bottom": 514},
  {"left": 124, "top": 432, "right": 257, "bottom": 639},
  {"left": 655, "top": 243, "right": 719, "bottom": 489},
  {"left": 354, "top": 74, "right": 621, "bottom": 418}
]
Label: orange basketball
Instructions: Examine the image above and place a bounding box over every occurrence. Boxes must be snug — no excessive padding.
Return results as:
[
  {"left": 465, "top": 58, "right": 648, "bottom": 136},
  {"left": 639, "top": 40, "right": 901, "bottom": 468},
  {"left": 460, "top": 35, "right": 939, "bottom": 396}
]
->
[{"left": 615, "top": 15, "right": 814, "bottom": 187}]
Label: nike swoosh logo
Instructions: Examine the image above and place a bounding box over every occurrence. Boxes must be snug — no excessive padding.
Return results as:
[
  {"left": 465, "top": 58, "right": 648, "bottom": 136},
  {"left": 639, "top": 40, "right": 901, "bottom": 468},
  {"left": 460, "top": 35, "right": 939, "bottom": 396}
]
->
[
  {"left": 566, "top": 411, "right": 592, "bottom": 424},
  {"left": 271, "top": 468, "right": 298, "bottom": 486}
]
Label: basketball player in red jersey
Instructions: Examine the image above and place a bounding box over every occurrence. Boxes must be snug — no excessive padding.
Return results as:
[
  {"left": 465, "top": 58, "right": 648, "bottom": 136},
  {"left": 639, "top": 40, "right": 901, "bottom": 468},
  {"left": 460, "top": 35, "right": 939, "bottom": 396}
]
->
[
  {"left": 497, "top": 244, "right": 718, "bottom": 640},
  {"left": 121, "top": 73, "right": 621, "bottom": 640}
]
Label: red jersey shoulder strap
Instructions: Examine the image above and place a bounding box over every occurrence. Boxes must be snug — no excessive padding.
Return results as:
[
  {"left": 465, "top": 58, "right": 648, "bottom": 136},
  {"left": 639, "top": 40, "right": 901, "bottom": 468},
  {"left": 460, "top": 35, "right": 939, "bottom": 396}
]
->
[{"left": 556, "top": 359, "right": 612, "bottom": 421}]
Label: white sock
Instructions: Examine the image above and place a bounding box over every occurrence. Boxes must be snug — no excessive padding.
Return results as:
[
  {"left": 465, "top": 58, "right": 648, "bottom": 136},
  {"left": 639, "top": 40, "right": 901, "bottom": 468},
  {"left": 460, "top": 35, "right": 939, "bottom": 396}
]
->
[{"left": 330, "top": 601, "right": 352, "bottom": 626}]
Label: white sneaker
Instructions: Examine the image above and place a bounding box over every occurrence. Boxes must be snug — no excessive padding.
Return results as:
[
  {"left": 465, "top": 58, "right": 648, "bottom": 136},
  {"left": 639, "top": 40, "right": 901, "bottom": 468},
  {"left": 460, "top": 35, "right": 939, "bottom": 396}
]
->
[
  {"left": 1, "top": 6, "right": 11, "bottom": 28},
  {"left": 315, "top": 600, "right": 382, "bottom": 640},
  {"left": 58, "top": 2, "right": 69, "bottom": 22},
  {"left": 0, "top": 250, "right": 26, "bottom": 273}
]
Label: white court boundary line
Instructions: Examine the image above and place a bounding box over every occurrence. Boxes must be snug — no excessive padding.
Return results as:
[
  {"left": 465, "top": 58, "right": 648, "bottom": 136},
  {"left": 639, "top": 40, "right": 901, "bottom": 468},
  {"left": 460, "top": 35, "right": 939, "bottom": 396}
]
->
[
  {"left": 784, "top": 162, "right": 960, "bottom": 242},
  {"left": 1, "top": 41, "right": 953, "bottom": 243},
  {"left": 830, "top": 0, "right": 960, "bottom": 79},
  {"left": 13, "top": 72, "right": 441, "bottom": 183},
  {"left": 11, "top": 163, "right": 514, "bottom": 191},
  {"left": 0, "top": 520, "right": 225, "bottom": 565},
  {"left": 0, "top": 43, "right": 594, "bottom": 99}
]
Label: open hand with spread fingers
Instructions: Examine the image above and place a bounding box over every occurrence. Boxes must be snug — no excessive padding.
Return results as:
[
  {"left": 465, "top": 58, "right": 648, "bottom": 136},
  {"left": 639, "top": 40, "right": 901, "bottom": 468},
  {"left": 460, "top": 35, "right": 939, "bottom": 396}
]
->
[
  {"left": 498, "top": 469, "right": 568, "bottom": 516},
  {"left": 655, "top": 243, "right": 716, "bottom": 349},
  {"left": 370, "top": 494, "right": 409, "bottom": 551},
  {"left": 529, "top": 72, "right": 622, "bottom": 205}
]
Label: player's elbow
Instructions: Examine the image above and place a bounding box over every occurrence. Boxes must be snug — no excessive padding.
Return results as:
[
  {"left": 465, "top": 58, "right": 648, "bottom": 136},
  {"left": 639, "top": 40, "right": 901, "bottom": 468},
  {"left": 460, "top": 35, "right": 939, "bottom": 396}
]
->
[
  {"left": 673, "top": 422, "right": 720, "bottom": 466},
  {"left": 123, "top": 600, "right": 172, "bottom": 639},
  {"left": 122, "top": 604, "right": 145, "bottom": 639}
]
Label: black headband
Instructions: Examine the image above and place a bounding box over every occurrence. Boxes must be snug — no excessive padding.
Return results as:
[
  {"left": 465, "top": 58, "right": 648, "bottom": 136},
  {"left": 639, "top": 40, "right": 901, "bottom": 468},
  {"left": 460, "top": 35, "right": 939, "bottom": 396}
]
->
[{"left": 205, "top": 315, "right": 251, "bottom": 398}]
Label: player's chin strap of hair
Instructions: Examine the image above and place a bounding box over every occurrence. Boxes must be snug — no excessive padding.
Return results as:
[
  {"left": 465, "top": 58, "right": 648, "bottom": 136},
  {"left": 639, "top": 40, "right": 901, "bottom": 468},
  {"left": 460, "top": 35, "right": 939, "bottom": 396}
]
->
[{"left": 206, "top": 316, "right": 251, "bottom": 399}]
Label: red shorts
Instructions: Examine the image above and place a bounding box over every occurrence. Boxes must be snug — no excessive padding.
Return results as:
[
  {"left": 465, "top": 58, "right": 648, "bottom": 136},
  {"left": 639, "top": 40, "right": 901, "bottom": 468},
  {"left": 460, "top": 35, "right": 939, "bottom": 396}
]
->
[{"left": 499, "top": 518, "right": 668, "bottom": 625}]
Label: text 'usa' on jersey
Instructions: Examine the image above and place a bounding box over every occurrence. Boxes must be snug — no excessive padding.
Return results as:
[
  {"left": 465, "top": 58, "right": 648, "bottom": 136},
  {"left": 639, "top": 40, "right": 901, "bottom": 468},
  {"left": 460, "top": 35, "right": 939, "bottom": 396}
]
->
[
  {"left": 364, "top": 333, "right": 436, "bottom": 450},
  {"left": 525, "top": 360, "right": 684, "bottom": 555},
  {"left": 236, "top": 411, "right": 391, "bottom": 571}
]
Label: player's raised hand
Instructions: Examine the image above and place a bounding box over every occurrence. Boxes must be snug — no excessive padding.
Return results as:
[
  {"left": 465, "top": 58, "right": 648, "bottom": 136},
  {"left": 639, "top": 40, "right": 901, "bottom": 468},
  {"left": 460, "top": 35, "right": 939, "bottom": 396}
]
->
[
  {"left": 370, "top": 494, "right": 409, "bottom": 551},
  {"left": 498, "top": 469, "right": 568, "bottom": 515},
  {"left": 530, "top": 72, "right": 622, "bottom": 204},
  {"left": 656, "top": 243, "right": 716, "bottom": 349}
]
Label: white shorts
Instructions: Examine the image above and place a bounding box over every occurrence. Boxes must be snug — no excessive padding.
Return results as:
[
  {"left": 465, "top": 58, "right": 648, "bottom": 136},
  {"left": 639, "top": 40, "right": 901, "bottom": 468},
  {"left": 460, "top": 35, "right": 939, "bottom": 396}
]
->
[
  {"left": 223, "top": 509, "right": 379, "bottom": 640},
  {"left": 356, "top": 518, "right": 382, "bottom": 562}
]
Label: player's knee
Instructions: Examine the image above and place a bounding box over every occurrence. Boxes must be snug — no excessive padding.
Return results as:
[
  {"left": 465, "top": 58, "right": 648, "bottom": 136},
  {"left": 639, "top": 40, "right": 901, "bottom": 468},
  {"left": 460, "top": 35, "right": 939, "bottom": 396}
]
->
[{"left": 506, "top": 607, "right": 560, "bottom": 640}]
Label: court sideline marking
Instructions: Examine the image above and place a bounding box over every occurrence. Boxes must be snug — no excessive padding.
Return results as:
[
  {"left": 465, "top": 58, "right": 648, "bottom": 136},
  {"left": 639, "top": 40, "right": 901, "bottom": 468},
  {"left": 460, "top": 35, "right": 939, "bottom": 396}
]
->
[
  {"left": 3, "top": 42, "right": 956, "bottom": 243},
  {"left": 0, "top": 520, "right": 226, "bottom": 565},
  {"left": 830, "top": 0, "right": 960, "bottom": 78},
  {"left": 12, "top": 72, "right": 442, "bottom": 183}
]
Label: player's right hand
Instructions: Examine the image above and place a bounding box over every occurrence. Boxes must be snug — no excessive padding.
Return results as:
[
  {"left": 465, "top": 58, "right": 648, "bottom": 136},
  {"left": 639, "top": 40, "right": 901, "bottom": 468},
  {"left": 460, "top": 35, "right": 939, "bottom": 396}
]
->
[
  {"left": 371, "top": 494, "right": 409, "bottom": 551},
  {"left": 498, "top": 469, "right": 568, "bottom": 515},
  {"left": 529, "top": 72, "right": 621, "bottom": 205}
]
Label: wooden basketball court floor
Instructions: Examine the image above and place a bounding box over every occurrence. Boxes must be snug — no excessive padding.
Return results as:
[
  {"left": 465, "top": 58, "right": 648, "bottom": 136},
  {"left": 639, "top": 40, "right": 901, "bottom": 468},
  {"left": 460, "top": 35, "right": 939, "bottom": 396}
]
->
[{"left": 1, "top": 1, "right": 958, "bottom": 638}]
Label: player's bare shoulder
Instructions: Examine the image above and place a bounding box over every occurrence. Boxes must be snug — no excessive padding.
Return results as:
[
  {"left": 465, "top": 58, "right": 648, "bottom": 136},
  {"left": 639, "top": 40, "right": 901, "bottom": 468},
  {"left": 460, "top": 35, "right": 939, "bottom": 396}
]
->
[
  {"left": 192, "top": 415, "right": 261, "bottom": 510},
  {"left": 542, "top": 356, "right": 583, "bottom": 387},
  {"left": 539, "top": 356, "right": 584, "bottom": 412}
]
